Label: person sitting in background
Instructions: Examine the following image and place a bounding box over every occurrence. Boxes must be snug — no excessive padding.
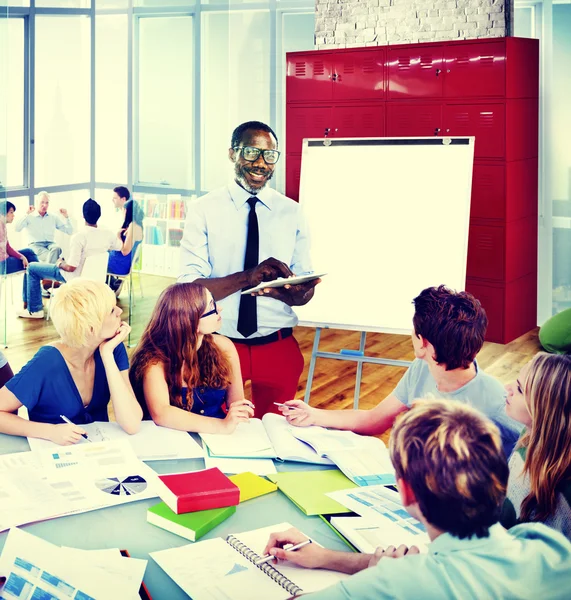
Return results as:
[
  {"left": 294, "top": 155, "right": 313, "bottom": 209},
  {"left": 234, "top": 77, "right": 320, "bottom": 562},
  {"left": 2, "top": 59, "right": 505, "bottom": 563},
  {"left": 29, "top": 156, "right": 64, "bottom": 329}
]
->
[
  {"left": 14, "top": 191, "right": 73, "bottom": 264},
  {"left": 129, "top": 282, "right": 253, "bottom": 434},
  {"left": 281, "top": 285, "right": 522, "bottom": 457},
  {"left": 0, "top": 279, "right": 142, "bottom": 445},
  {"left": 0, "top": 351, "right": 14, "bottom": 389},
  {"left": 107, "top": 190, "right": 144, "bottom": 295},
  {"left": 18, "top": 198, "right": 121, "bottom": 319},
  {"left": 538, "top": 308, "right": 571, "bottom": 354},
  {"left": 264, "top": 400, "right": 571, "bottom": 600},
  {"left": 0, "top": 201, "right": 39, "bottom": 308},
  {"left": 502, "top": 352, "right": 571, "bottom": 540}
]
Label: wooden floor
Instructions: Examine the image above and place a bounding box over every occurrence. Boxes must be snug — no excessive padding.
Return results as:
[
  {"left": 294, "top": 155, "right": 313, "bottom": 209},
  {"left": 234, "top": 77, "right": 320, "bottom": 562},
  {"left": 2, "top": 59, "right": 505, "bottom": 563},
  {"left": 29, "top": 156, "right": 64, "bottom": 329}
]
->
[{"left": 1, "top": 272, "right": 543, "bottom": 441}]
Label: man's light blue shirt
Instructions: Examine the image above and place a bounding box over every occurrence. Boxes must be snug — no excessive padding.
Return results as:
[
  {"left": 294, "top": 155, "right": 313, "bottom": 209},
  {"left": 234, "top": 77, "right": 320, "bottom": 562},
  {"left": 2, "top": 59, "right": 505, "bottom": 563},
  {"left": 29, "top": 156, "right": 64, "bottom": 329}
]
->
[
  {"left": 307, "top": 523, "right": 571, "bottom": 600},
  {"left": 179, "top": 181, "right": 313, "bottom": 339},
  {"left": 393, "top": 358, "right": 522, "bottom": 454},
  {"left": 15, "top": 212, "right": 73, "bottom": 243}
]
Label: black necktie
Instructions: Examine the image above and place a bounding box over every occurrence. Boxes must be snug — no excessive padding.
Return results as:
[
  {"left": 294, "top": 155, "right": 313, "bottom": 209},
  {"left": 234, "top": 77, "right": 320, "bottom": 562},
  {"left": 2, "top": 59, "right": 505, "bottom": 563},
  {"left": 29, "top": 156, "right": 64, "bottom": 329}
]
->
[{"left": 237, "top": 197, "right": 259, "bottom": 338}]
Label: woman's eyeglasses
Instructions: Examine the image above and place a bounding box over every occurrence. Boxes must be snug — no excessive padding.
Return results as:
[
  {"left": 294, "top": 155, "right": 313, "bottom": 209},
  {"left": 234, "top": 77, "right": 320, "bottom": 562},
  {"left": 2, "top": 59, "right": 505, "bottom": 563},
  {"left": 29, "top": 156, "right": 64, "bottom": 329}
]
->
[{"left": 200, "top": 301, "right": 218, "bottom": 319}]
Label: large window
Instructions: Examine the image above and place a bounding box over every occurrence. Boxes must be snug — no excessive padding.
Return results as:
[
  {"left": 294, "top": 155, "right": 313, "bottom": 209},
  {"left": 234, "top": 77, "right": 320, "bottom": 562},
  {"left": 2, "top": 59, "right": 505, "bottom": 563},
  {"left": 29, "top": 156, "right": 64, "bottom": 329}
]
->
[
  {"left": 35, "top": 16, "right": 91, "bottom": 187},
  {"left": 201, "top": 10, "right": 271, "bottom": 191},
  {"left": 0, "top": 18, "right": 25, "bottom": 188},
  {"left": 95, "top": 15, "right": 128, "bottom": 184},
  {"left": 137, "top": 16, "right": 194, "bottom": 189}
]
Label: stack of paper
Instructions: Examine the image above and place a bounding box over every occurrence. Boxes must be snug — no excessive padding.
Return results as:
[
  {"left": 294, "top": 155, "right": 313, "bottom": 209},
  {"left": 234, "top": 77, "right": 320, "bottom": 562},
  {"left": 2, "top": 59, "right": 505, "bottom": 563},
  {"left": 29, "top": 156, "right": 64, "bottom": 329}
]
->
[
  {"left": 0, "top": 528, "right": 147, "bottom": 600},
  {"left": 326, "top": 485, "right": 430, "bottom": 551},
  {"left": 27, "top": 421, "right": 204, "bottom": 461}
]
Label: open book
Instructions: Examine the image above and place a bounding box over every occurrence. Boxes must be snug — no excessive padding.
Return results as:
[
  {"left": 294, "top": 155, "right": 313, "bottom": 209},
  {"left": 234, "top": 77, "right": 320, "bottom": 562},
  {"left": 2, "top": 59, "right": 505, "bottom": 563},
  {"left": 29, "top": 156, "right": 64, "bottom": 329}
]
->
[
  {"left": 200, "top": 415, "right": 395, "bottom": 485},
  {"left": 288, "top": 426, "right": 396, "bottom": 486},
  {"left": 199, "top": 414, "right": 334, "bottom": 465},
  {"left": 150, "top": 522, "right": 348, "bottom": 600}
]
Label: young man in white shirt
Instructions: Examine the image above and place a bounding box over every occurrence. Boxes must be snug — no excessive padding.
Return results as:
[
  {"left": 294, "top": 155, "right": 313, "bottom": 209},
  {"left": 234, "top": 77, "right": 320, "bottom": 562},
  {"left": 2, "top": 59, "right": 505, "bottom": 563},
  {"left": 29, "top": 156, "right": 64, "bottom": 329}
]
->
[{"left": 19, "top": 199, "right": 121, "bottom": 319}]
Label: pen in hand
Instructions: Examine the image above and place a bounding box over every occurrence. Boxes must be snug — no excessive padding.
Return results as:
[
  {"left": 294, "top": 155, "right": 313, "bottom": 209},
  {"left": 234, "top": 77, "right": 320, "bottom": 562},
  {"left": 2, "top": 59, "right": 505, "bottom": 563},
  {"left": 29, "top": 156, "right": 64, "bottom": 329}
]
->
[
  {"left": 273, "top": 402, "right": 294, "bottom": 410},
  {"left": 59, "top": 415, "right": 91, "bottom": 442},
  {"left": 256, "top": 539, "right": 312, "bottom": 565}
]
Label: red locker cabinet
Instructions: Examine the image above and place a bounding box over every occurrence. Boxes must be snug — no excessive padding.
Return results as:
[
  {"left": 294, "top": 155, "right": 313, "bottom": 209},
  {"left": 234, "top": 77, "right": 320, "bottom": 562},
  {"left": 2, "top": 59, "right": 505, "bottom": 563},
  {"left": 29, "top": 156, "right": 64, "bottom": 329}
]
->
[
  {"left": 286, "top": 37, "right": 539, "bottom": 343},
  {"left": 287, "top": 49, "right": 385, "bottom": 103}
]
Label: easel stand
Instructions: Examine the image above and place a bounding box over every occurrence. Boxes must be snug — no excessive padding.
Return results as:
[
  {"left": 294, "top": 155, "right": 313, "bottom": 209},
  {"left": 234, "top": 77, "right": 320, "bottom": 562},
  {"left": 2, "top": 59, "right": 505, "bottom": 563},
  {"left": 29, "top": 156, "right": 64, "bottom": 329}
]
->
[{"left": 304, "top": 327, "right": 412, "bottom": 409}]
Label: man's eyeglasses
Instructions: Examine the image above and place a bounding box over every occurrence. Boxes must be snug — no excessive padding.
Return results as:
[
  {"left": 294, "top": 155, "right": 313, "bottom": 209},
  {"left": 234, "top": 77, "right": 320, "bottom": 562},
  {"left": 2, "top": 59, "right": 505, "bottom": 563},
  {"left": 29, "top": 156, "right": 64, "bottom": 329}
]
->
[
  {"left": 200, "top": 301, "right": 218, "bottom": 319},
  {"left": 234, "top": 146, "right": 281, "bottom": 165}
]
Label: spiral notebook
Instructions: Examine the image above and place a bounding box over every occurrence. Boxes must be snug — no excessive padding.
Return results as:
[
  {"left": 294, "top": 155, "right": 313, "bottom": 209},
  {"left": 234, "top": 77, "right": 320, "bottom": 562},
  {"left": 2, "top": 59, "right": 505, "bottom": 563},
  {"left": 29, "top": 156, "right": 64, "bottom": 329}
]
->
[{"left": 150, "top": 522, "right": 348, "bottom": 600}]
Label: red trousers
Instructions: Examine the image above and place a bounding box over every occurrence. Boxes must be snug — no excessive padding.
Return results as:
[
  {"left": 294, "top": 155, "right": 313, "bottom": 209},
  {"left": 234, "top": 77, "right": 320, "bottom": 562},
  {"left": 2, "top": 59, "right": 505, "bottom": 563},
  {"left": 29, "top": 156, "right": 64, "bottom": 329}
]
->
[{"left": 233, "top": 335, "right": 304, "bottom": 419}]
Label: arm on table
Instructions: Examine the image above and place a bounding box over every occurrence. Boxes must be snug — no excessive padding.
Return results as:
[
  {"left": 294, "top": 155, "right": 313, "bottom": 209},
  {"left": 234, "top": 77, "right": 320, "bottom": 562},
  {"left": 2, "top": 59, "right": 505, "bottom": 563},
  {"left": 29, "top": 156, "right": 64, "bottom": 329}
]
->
[
  {"left": 281, "top": 393, "right": 408, "bottom": 436},
  {"left": 143, "top": 363, "right": 253, "bottom": 434},
  {"left": 0, "top": 387, "right": 86, "bottom": 445},
  {"left": 212, "top": 334, "right": 245, "bottom": 406},
  {"left": 263, "top": 528, "right": 371, "bottom": 574},
  {"left": 99, "top": 323, "right": 143, "bottom": 434}
]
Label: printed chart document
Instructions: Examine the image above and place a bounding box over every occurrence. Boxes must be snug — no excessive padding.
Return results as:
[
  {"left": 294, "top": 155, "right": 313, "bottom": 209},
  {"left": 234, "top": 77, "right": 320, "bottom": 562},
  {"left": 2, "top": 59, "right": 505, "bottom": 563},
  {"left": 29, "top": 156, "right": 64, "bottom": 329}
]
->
[
  {"left": 0, "top": 441, "right": 159, "bottom": 532},
  {"left": 151, "top": 522, "right": 348, "bottom": 600},
  {"left": 200, "top": 414, "right": 333, "bottom": 465},
  {"left": 327, "top": 485, "right": 430, "bottom": 550},
  {"left": 241, "top": 273, "right": 327, "bottom": 295},
  {"left": 0, "top": 528, "right": 147, "bottom": 600},
  {"left": 27, "top": 420, "right": 203, "bottom": 461},
  {"left": 289, "top": 426, "right": 396, "bottom": 486}
]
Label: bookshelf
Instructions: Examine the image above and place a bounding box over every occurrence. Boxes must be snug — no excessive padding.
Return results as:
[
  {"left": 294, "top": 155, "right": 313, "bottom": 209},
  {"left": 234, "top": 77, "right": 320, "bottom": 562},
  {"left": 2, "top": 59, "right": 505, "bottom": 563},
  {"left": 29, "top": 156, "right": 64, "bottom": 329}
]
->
[{"left": 135, "top": 192, "right": 192, "bottom": 277}]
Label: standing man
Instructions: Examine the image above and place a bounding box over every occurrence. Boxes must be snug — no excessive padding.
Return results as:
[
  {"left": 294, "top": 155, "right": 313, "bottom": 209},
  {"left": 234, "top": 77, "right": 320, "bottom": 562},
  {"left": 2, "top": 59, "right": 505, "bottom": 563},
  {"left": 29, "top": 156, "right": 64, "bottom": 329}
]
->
[
  {"left": 179, "top": 121, "right": 320, "bottom": 418},
  {"left": 14, "top": 191, "right": 73, "bottom": 264},
  {"left": 18, "top": 199, "right": 122, "bottom": 319},
  {"left": 111, "top": 186, "right": 131, "bottom": 212}
]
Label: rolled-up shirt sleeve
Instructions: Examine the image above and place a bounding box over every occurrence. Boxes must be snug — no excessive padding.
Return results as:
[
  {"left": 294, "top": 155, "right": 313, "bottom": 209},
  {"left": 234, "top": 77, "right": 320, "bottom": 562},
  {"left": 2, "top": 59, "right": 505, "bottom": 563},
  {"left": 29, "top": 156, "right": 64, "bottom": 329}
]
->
[{"left": 178, "top": 199, "right": 212, "bottom": 283}]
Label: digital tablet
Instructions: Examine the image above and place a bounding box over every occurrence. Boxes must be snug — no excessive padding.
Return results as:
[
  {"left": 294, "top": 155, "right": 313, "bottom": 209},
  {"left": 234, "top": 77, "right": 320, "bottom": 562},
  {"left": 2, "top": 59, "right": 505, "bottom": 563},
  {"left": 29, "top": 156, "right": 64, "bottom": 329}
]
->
[{"left": 241, "top": 272, "right": 327, "bottom": 295}]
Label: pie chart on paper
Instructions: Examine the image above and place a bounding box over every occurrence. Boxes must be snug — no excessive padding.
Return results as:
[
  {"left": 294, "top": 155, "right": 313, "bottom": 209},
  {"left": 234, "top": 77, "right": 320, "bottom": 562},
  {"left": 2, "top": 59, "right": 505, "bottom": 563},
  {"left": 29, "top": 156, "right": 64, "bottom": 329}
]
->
[{"left": 95, "top": 475, "right": 148, "bottom": 496}]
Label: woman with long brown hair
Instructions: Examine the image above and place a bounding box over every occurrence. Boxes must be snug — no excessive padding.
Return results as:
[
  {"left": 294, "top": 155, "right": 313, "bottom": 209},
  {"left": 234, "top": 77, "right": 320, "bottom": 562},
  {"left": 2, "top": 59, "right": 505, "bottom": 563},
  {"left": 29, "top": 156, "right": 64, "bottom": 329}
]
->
[
  {"left": 129, "top": 282, "right": 253, "bottom": 433},
  {"left": 502, "top": 352, "right": 571, "bottom": 539}
]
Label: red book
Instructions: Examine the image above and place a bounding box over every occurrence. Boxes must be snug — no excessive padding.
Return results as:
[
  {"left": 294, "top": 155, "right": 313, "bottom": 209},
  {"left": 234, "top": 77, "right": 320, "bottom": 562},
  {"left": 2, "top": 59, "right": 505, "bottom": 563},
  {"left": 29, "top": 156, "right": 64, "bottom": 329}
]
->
[{"left": 158, "top": 468, "right": 240, "bottom": 515}]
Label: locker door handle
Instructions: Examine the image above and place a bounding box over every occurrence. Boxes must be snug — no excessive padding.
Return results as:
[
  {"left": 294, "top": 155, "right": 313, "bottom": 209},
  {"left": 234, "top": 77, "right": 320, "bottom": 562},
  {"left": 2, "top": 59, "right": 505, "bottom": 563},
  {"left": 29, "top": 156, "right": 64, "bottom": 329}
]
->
[
  {"left": 332, "top": 73, "right": 338, "bottom": 82},
  {"left": 434, "top": 127, "right": 441, "bottom": 136},
  {"left": 324, "top": 128, "right": 331, "bottom": 137},
  {"left": 435, "top": 69, "right": 442, "bottom": 77}
]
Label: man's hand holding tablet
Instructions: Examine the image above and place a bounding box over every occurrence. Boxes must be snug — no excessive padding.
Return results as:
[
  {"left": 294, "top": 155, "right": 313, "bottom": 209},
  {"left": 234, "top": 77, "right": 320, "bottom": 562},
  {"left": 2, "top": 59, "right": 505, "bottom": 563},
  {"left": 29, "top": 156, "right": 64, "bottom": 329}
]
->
[{"left": 242, "top": 272, "right": 326, "bottom": 307}]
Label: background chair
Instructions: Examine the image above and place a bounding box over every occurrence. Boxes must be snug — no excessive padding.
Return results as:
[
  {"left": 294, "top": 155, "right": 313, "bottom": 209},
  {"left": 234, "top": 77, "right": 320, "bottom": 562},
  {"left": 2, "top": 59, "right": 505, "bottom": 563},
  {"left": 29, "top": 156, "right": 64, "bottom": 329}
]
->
[
  {"left": 106, "top": 242, "right": 144, "bottom": 305},
  {"left": 1, "top": 269, "right": 26, "bottom": 348},
  {"left": 46, "top": 252, "right": 109, "bottom": 321}
]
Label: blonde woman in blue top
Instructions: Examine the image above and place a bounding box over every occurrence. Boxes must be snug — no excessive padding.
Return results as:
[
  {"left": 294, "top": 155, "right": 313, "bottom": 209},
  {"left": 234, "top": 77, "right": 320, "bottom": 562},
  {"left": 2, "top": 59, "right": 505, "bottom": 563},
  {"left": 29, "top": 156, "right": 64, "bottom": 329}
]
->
[{"left": 0, "top": 279, "right": 142, "bottom": 445}]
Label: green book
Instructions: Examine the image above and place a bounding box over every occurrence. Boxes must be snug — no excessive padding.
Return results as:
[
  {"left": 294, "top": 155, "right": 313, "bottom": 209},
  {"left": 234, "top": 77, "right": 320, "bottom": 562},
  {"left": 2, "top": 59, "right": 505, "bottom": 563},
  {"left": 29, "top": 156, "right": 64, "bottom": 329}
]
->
[
  {"left": 267, "top": 470, "right": 357, "bottom": 516},
  {"left": 147, "top": 501, "right": 236, "bottom": 542}
]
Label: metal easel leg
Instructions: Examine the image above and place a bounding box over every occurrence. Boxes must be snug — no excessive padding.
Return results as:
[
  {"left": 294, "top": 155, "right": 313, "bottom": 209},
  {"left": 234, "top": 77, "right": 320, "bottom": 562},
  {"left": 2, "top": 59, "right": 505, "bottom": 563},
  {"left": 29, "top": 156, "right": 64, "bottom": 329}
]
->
[
  {"left": 304, "top": 327, "right": 322, "bottom": 404},
  {"left": 353, "top": 331, "right": 367, "bottom": 409}
]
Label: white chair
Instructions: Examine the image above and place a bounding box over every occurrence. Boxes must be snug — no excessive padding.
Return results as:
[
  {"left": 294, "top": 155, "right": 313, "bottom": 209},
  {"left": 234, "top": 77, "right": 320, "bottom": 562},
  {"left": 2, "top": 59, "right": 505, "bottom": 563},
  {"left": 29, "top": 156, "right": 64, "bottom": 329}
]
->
[
  {"left": 106, "top": 242, "right": 144, "bottom": 305},
  {"left": 46, "top": 252, "right": 109, "bottom": 321},
  {"left": 1, "top": 269, "right": 26, "bottom": 348}
]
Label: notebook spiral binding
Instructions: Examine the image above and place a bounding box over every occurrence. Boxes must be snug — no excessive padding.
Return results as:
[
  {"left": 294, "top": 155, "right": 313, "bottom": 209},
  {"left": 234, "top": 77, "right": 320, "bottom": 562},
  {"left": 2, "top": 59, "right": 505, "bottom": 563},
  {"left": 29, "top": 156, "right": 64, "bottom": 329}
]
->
[{"left": 226, "top": 535, "right": 303, "bottom": 597}]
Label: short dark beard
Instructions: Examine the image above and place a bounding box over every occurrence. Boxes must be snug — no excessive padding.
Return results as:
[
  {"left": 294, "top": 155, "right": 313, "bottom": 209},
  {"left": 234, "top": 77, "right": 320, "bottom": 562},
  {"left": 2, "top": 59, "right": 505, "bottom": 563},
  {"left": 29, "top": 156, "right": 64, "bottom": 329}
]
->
[{"left": 234, "top": 163, "right": 273, "bottom": 195}]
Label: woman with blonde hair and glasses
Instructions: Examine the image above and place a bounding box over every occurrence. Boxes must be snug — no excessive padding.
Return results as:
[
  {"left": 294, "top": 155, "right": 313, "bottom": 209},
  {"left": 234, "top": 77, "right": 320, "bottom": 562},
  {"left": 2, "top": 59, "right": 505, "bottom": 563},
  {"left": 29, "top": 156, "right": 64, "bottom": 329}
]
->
[
  {"left": 502, "top": 352, "right": 571, "bottom": 539},
  {"left": 0, "top": 279, "right": 142, "bottom": 445},
  {"left": 129, "top": 282, "right": 253, "bottom": 434}
]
